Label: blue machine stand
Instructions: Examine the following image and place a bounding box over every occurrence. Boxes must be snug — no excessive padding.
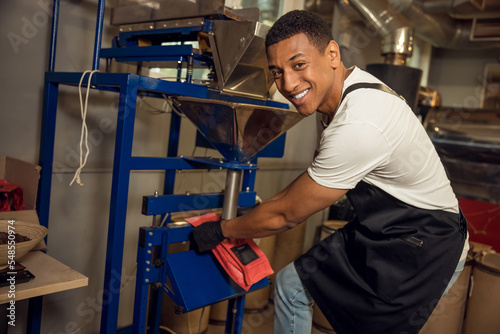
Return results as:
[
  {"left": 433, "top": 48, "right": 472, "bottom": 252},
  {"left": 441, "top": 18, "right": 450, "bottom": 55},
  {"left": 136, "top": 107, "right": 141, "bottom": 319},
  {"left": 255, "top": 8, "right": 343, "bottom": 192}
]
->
[
  {"left": 133, "top": 212, "right": 269, "bottom": 334},
  {"left": 136, "top": 157, "right": 268, "bottom": 334},
  {"left": 37, "top": 2, "right": 291, "bottom": 333},
  {"left": 38, "top": 71, "right": 287, "bottom": 334}
]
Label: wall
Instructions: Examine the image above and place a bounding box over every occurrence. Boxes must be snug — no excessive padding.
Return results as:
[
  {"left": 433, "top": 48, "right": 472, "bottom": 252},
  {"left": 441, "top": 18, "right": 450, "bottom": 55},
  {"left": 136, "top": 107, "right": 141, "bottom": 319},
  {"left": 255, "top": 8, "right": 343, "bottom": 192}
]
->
[{"left": 427, "top": 47, "right": 500, "bottom": 108}]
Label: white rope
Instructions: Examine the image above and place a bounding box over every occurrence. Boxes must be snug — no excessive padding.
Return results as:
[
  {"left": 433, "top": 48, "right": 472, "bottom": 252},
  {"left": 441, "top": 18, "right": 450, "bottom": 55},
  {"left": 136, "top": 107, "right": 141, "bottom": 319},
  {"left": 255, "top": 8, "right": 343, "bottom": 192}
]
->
[
  {"left": 159, "top": 326, "right": 177, "bottom": 334},
  {"left": 70, "top": 70, "right": 99, "bottom": 186}
]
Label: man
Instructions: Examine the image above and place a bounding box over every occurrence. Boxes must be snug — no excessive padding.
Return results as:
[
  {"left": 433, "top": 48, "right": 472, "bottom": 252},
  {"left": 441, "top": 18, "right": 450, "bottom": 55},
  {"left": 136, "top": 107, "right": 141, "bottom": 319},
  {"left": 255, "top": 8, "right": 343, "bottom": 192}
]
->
[{"left": 194, "top": 10, "right": 468, "bottom": 334}]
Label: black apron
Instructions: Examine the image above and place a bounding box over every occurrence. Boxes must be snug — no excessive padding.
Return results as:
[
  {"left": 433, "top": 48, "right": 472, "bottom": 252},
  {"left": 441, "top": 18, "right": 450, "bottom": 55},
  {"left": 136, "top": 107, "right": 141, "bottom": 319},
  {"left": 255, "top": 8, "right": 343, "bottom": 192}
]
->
[{"left": 295, "top": 84, "right": 467, "bottom": 334}]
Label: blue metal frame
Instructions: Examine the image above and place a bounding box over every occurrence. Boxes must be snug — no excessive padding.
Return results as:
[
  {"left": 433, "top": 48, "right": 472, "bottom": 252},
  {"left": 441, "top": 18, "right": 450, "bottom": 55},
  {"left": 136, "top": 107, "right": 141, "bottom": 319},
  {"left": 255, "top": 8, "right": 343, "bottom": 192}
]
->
[
  {"left": 100, "top": 19, "right": 214, "bottom": 64},
  {"left": 27, "top": 297, "right": 43, "bottom": 334},
  {"left": 142, "top": 192, "right": 257, "bottom": 216},
  {"left": 37, "top": 71, "right": 288, "bottom": 334},
  {"left": 133, "top": 225, "right": 269, "bottom": 334},
  {"left": 92, "top": 0, "right": 106, "bottom": 70},
  {"left": 37, "top": 2, "right": 289, "bottom": 332},
  {"left": 48, "top": 0, "right": 59, "bottom": 72},
  {"left": 115, "top": 21, "right": 212, "bottom": 47},
  {"left": 100, "top": 44, "right": 211, "bottom": 64}
]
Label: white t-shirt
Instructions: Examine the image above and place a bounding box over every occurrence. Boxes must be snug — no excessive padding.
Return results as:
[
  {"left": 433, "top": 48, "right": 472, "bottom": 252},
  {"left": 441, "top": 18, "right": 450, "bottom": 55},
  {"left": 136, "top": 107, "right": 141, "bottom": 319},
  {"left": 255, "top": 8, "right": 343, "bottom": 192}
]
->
[
  {"left": 308, "top": 66, "right": 459, "bottom": 213},
  {"left": 308, "top": 66, "right": 469, "bottom": 261}
]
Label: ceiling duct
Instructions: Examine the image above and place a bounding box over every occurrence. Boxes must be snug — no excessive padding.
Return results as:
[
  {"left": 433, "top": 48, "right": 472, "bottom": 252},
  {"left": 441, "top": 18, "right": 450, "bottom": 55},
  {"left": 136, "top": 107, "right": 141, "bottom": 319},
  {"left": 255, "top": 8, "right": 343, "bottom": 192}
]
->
[
  {"left": 420, "top": 0, "right": 500, "bottom": 19},
  {"left": 346, "top": 0, "right": 500, "bottom": 50},
  {"left": 421, "top": 0, "right": 486, "bottom": 13},
  {"left": 346, "top": 0, "right": 414, "bottom": 65},
  {"left": 304, "top": 0, "right": 335, "bottom": 25},
  {"left": 391, "top": 0, "right": 500, "bottom": 48}
]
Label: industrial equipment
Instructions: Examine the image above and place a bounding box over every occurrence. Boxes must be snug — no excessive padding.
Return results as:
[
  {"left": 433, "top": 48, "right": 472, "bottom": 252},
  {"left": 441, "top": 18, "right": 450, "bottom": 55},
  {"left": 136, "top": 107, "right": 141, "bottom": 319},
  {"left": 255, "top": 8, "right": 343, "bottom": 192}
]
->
[
  {"left": 424, "top": 107, "right": 500, "bottom": 204},
  {"left": 37, "top": 1, "right": 304, "bottom": 333},
  {"left": 105, "top": 0, "right": 274, "bottom": 100}
]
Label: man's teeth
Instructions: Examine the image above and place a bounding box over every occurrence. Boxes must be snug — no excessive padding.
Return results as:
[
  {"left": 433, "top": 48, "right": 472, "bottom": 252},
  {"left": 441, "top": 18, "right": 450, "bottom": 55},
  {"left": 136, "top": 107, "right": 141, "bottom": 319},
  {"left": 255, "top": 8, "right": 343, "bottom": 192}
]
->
[{"left": 293, "top": 89, "right": 308, "bottom": 99}]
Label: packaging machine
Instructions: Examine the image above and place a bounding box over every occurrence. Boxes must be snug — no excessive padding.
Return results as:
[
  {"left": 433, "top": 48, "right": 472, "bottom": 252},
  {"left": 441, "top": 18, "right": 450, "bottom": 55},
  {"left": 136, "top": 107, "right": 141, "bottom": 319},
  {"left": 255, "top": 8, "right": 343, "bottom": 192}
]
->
[{"left": 38, "top": 1, "right": 303, "bottom": 333}]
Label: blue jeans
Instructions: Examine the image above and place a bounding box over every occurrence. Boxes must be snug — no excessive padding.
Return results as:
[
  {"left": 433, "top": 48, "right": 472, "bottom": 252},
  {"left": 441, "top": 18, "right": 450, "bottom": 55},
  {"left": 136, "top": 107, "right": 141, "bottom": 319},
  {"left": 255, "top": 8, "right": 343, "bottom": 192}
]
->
[
  {"left": 273, "top": 262, "right": 315, "bottom": 334},
  {"left": 273, "top": 259, "right": 465, "bottom": 333}
]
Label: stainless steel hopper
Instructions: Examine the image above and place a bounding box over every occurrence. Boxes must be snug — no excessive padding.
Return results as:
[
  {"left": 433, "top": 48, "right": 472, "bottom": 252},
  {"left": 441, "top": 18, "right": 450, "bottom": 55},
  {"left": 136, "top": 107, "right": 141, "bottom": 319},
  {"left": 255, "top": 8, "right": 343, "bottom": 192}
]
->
[
  {"left": 110, "top": 0, "right": 274, "bottom": 100},
  {"left": 208, "top": 20, "right": 274, "bottom": 99},
  {"left": 173, "top": 97, "right": 303, "bottom": 163}
]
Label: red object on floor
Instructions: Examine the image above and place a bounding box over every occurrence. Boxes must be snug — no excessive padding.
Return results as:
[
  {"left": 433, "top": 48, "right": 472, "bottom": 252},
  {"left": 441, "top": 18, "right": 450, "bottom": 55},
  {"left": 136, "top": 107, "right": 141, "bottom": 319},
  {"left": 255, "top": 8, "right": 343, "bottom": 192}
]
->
[
  {"left": 186, "top": 212, "right": 274, "bottom": 291},
  {"left": 0, "top": 179, "right": 24, "bottom": 211},
  {"left": 459, "top": 197, "right": 500, "bottom": 252}
]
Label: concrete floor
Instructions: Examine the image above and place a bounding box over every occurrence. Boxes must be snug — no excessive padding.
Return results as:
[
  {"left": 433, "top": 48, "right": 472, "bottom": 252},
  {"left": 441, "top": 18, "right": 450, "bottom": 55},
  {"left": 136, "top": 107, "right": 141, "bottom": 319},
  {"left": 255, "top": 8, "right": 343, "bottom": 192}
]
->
[
  {"left": 160, "top": 295, "right": 333, "bottom": 334},
  {"left": 205, "top": 303, "right": 330, "bottom": 334}
]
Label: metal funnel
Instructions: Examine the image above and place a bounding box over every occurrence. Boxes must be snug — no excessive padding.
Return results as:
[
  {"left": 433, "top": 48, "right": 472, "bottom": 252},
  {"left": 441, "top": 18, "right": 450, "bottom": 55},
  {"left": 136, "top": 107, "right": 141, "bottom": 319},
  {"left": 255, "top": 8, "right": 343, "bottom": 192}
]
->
[
  {"left": 173, "top": 97, "right": 303, "bottom": 163},
  {"left": 209, "top": 20, "right": 274, "bottom": 100}
]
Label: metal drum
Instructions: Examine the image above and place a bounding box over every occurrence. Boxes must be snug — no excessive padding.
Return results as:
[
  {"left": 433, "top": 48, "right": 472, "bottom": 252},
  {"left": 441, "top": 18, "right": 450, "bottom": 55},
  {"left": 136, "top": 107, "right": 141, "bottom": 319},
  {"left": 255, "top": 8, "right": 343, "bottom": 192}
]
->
[
  {"left": 312, "top": 220, "right": 348, "bottom": 333},
  {"left": 209, "top": 300, "right": 229, "bottom": 325},
  {"left": 320, "top": 220, "right": 348, "bottom": 240},
  {"left": 270, "top": 221, "right": 307, "bottom": 288},
  {"left": 366, "top": 63, "right": 422, "bottom": 112},
  {"left": 161, "top": 294, "right": 211, "bottom": 334},
  {"left": 463, "top": 253, "right": 500, "bottom": 334}
]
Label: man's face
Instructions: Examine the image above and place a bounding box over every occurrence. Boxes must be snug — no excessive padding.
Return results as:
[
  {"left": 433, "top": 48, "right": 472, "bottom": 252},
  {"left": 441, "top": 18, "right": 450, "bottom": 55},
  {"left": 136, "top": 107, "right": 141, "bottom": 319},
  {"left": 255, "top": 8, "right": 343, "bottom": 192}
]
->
[{"left": 267, "top": 33, "right": 339, "bottom": 117}]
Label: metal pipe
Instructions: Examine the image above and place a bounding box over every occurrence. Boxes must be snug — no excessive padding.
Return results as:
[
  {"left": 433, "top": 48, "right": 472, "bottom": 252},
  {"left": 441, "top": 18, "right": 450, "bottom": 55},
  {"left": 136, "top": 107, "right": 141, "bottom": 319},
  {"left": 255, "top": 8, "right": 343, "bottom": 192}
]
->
[
  {"left": 420, "top": 0, "right": 456, "bottom": 12},
  {"left": 348, "top": 0, "right": 411, "bottom": 37},
  {"left": 348, "top": 0, "right": 414, "bottom": 62},
  {"left": 384, "top": 52, "right": 411, "bottom": 65},
  {"left": 92, "top": 0, "right": 106, "bottom": 71},
  {"left": 221, "top": 167, "right": 244, "bottom": 333},
  {"left": 382, "top": 26, "right": 414, "bottom": 65},
  {"left": 421, "top": 0, "right": 485, "bottom": 12},
  {"left": 222, "top": 169, "right": 243, "bottom": 220},
  {"left": 347, "top": 0, "right": 500, "bottom": 53},
  {"left": 48, "top": 0, "right": 60, "bottom": 72},
  {"left": 395, "top": 1, "right": 500, "bottom": 48}
]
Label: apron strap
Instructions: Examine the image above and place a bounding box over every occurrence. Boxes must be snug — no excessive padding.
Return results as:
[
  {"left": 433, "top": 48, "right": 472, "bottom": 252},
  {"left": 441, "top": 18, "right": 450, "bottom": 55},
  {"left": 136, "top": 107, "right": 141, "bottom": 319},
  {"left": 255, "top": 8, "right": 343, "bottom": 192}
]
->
[
  {"left": 321, "top": 82, "right": 408, "bottom": 129},
  {"left": 340, "top": 82, "right": 406, "bottom": 104}
]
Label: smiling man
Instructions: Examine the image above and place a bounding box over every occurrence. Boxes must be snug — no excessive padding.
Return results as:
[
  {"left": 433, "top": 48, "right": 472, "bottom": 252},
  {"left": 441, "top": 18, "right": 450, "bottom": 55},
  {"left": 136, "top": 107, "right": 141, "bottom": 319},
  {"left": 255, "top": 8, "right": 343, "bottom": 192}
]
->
[{"left": 193, "top": 10, "right": 468, "bottom": 334}]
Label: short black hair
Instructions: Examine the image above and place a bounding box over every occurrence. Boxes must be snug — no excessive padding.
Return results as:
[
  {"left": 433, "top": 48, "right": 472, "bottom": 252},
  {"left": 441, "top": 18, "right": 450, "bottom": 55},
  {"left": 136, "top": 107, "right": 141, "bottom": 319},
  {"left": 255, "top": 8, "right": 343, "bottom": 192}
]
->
[{"left": 265, "top": 10, "right": 333, "bottom": 52}]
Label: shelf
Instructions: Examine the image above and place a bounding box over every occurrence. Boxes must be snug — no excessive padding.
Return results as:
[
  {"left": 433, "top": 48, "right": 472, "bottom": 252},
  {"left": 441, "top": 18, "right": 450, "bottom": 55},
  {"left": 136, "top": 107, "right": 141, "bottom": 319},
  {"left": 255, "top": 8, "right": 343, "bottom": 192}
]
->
[{"left": 0, "top": 251, "right": 88, "bottom": 304}]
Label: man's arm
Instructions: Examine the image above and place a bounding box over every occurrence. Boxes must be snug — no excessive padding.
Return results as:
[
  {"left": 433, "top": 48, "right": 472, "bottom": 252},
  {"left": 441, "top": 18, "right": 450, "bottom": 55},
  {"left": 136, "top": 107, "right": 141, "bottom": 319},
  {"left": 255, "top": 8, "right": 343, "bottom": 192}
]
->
[{"left": 221, "top": 171, "right": 348, "bottom": 239}]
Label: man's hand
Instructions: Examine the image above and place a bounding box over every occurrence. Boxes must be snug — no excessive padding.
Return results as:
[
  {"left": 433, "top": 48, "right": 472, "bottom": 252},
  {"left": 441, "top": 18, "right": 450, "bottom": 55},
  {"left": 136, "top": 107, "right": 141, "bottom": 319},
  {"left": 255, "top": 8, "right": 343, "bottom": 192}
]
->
[{"left": 192, "top": 220, "right": 226, "bottom": 252}]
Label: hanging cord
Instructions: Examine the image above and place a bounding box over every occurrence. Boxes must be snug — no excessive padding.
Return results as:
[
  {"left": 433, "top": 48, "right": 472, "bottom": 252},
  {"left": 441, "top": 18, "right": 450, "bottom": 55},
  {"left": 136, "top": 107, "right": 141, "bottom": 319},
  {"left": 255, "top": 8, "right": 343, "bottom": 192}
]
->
[
  {"left": 159, "top": 326, "right": 177, "bottom": 334},
  {"left": 70, "top": 70, "right": 100, "bottom": 186},
  {"left": 198, "top": 307, "right": 205, "bottom": 334}
]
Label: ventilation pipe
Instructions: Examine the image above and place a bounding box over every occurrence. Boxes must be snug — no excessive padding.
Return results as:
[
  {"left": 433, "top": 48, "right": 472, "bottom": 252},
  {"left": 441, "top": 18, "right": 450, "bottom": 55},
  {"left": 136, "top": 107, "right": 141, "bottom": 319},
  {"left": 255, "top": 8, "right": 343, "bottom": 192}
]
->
[
  {"left": 421, "top": 0, "right": 485, "bottom": 12},
  {"left": 389, "top": 0, "right": 500, "bottom": 49},
  {"left": 346, "top": 0, "right": 423, "bottom": 112},
  {"left": 348, "top": 0, "right": 500, "bottom": 51},
  {"left": 347, "top": 0, "right": 414, "bottom": 65},
  {"left": 345, "top": 0, "right": 500, "bottom": 114}
]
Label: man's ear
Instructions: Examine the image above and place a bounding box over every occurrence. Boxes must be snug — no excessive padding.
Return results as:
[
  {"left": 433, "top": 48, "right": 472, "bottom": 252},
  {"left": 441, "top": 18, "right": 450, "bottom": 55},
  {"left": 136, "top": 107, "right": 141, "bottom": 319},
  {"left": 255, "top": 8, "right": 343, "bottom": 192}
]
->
[{"left": 326, "top": 40, "right": 341, "bottom": 68}]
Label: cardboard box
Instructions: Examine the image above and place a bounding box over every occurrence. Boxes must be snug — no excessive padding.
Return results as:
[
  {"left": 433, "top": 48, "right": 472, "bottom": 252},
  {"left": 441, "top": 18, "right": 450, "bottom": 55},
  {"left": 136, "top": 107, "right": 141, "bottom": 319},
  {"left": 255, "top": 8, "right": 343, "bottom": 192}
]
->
[
  {"left": 0, "top": 156, "right": 41, "bottom": 210},
  {"left": 0, "top": 156, "right": 46, "bottom": 250}
]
